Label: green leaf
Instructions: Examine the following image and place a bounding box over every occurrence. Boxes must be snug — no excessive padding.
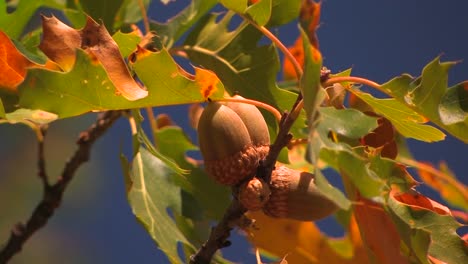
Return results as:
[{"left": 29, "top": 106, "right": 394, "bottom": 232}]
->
[
  {"left": 112, "top": 31, "right": 141, "bottom": 57},
  {"left": 268, "top": 0, "right": 301, "bottom": 26},
  {"left": 78, "top": 0, "right": 124, "bottom": 31},
  {"left": 2, "top": 108, "right": 58, "bottom": 124},
  {"left": 300, "top": 26, "right": 322, "bottom": 121},
  {"left": 353, "top": 90, "right": 446, "bottom": 142},
  {"left": 387, "top": 193, "right": 467, "bottom": 264},
  {"left": 245, "top": 0, "right": 272, "bottom": 26},
  {"left": 184, "top": 13, "right": 304, "bottom": 137},
  {"left": 0, "top": 99, "right": 5, "bottom": 118},
  {"left": 18, "top": 49, "right": 225, "bottom": 119},
  {"left": 126, "top": 147, "right": 193, "bottom": 264},
  {"left": 0, "top": 0, "right": 64, "bottom": 39},
  {"left": 381, "top": 57, "right": 468, "bottom": 142},
  {"left": 219, "top": 0, "right": 247, "bottom": 13},
  {"left": 115, "top": 0, "right": 150, "bottom": 28},
  {"left": 151, "top": 0, "right": 218, "bottom": 48},
  {"left": 320, "top": 148, "right": 385, "bottom": 199},
  {"left": 154, "top": 127, "right": 231, "bottom": 219},
  {"left": 318, "top": 107, "right": 379, "bottom": 139},
  {"left": 315, "top": 170, "right": 351, "bottom": 210}
]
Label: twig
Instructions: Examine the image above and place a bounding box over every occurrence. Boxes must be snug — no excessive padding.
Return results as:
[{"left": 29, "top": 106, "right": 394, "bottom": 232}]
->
[
  {"left": 37, "top": 125, "right": 50, "bottom": 189},
  {"left": 0, "top": 111, "right": 122, "bottom": 263},
  {"left": 189, "top": 200, "right": 246, "bottom": 264}
]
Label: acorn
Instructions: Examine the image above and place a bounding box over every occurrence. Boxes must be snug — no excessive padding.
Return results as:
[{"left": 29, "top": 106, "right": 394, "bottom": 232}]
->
[
  {"left": 263, "top": 166, "right": 338, "bottom": 221},
  {"left": 238, "top": 177, "right": 271, "bottom": 211},
  {"left": 197, "top": 100, "right": 270, "bottom": 185}
]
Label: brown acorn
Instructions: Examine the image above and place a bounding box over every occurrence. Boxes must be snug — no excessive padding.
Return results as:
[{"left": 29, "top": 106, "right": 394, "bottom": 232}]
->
[
  {"left": 198, "top": 101, "right": 270, "bottom": 185},
  {"left": 263, "top": 166, "right": 338, "bottom": 221},
  {"left": 238, "top": 177, "right": 271, "bottom": 211}
]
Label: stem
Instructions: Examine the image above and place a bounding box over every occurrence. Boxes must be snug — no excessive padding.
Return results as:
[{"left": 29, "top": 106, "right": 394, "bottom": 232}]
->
[
  {"left": 145, "top": 107, "right": 159, "bottom": 145},
  {"left": 0, "top": 111, "right": 122, "bottom": 263},
  {"left": 215, "top": 97, "right": 282, "bottom": 121},
  {"left": 397, "top": 157, "right": 468, "bottom": 203},
  {"left": 137, "top": 0, "right": 150, "bottom": 34},
  {"left": 240, "top": 14, "right": 303, "bottom": 80},
  {"left": 323, "top": 76, "right": 383, "bottom": 94}
]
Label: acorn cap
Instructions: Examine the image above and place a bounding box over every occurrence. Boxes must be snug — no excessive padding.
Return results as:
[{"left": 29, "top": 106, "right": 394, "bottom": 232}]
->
[
  {"left": 238, "top": 177, "right": 271, "bottom": 211},
  {"left": 264, "top": 166, "right": 339, "bottom": 221},
  {"left": 198, "top": 102, "right": 267, "bottom": 185}
]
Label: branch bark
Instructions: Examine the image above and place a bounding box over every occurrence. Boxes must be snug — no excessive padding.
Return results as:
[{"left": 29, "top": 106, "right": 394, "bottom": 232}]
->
[{"left": 0, "top": 110, "right": 122, "bottom": 263}]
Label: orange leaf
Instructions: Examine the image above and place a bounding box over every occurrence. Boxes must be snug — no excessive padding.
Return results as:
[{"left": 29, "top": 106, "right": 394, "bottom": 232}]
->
[
  {"left": 353, "top": 197, "right": 410, "bottom": 264},
  {"left": 391, "top": 188, "right": 451, "bottom": 215},
  {"left": 39, "top": 15, "right": 148, "bottom": 101},
  {"left": 0, "top": 31, "right": 36, "bottom": 92},
  {"left": 194, "top": 67, "right": 219, "bottom": 100},
  {"left": 245, "top": 211, "right": 369, "bottom": 264},
  {"left": 299, "top": 0, "right": 321, "bottom": 49}
]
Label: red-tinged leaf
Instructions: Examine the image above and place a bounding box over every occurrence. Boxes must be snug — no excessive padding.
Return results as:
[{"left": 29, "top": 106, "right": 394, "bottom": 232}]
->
[
  {"left": 387, "top": 188, "right": 467, "bottom": 264},
  {"left": 0, "top": 31, "right": 36, "bottom": 92},
  {"left": 194, "top": 67, "right": 220, "bottom": 100},
  {"left": 39, "top": 15, "right": 148, "bottom": 101},
  {"left": 393, "top": 190, "right": 451, "bottom": 216},
  {"left": 283, "top": 37, "right": 303, "bottom": 80},
  {"left": 416, "top": 161, "right": 468, "bottom": 210},
  {"left": 353, "top": 197, "right": 410, "bottom": 264},
  {"left": 360, "top": 112, "right": 398, "bottom": 159},
  {"left": 299, "top": 0, "right": 321, "bottom": 49}
]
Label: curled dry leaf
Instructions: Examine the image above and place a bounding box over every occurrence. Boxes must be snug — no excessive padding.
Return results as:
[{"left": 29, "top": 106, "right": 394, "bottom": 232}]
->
[
  {"left": 39, "top": 15, "right": 148, "bottom": 101},
  {"left": 0, "top": 31, "right": 37, "bottom": 92}
]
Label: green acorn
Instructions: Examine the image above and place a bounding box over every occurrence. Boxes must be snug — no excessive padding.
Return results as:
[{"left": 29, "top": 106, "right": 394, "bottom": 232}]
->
[{"left": 197, "top": 99, "right": 270, "bottom": 185}]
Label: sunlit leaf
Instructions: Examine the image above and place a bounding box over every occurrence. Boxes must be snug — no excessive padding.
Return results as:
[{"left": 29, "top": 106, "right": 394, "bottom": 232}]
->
[
  {"left": 40, "top": 15, "right": 148, "bottom": 100},
  {"left": 381, "top": 57, "right": 468, "bottom": 142},
  {"left": 246, "top": 0, "right": 272, "bottom": 26},
  {"left": 184, "top": 12, "right": 304, "bottom": 137},
  {"left": 154, "top": 127, "right": 231, "bottom": 219},
  {"left": 18, "top": 49, "right": 225, "bottom": 119},
  {"left": 0, "top": 0, "right": 64, "bottom": 39},
  {"left": 352, "top": 90, "right": 445, "bottom": 142},
  {"left": 320, "top": 148, "right": 385, "bottom": 199},
  {"left": 387, "top": 188, "right": 467, "bottom": 264},
  {"left": 125, "top": 147, "right": 193, "bottom": 264},
  {"left": 112, "top": 30, "right": 142, "bottom": 57},
  {"left": 245, "top": 211, "right": 368, "bottom": 264},
  {"left": 219, "top": 0, "right": 247, "bottom": 13},
  {"left": 300, "top": 27, "right": 322, "bottom": 121},
  {"left": 315, "top": 170, "right": 351, "bottom": 210},
  {"left": 318, "top": 107, "right": 378, "bottom": 139},
  {"left": 0, "top": 31, "right": 38, "bottom": 92}
]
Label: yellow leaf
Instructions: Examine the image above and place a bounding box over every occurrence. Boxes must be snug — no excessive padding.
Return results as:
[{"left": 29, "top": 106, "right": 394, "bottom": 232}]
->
[{"left": 194, "top": 67, "right": 220, "bottom": 99}]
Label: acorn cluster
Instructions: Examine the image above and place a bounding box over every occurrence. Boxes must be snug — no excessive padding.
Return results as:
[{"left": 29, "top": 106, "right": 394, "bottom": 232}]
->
[{"left": 197, "top": 96, "right": 338, "bottom": 221}]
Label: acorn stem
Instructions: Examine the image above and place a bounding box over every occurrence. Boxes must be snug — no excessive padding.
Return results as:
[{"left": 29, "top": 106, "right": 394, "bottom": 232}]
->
[{"left": 214, "top": 97, "right": 282, "bottom": 121}]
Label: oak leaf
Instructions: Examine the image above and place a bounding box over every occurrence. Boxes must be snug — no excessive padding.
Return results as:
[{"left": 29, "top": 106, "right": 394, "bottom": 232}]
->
[{"left": 39, "top": 15, "right": 148, "bottom": 101}]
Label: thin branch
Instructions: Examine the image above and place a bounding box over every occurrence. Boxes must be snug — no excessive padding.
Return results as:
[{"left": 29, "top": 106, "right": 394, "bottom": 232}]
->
[
  {"left": 189, "top": 200, "right": 246, "bottom": 264},
  {"left": 323, "top": 76, "right": 384, "bottom": 94},
  {"left": 37, "top": 125, "right": 50, "bottom": 189},
  {"left": 0, "top": 111, "right": 122, "bottom": 263},
  {"left": 137, "top": 0, "right": 150, "bottom": 34}
]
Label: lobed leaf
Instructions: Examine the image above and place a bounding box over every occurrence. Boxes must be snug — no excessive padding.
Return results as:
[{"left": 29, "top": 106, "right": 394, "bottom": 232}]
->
[
  {"left": 387, "top": 189, "right": 468, "bottom": 264},
  {"left": 124, "top": 147, "right": 193, "bottom": 264},
  {"left": 352, "top": 90, "right": 446, "bottom": 142},
  {"left": 18, "top": 49, "right": 225, "bottom": 119},
  {"left": 381, "top": 57, "right": 468, "bottom": 142}
]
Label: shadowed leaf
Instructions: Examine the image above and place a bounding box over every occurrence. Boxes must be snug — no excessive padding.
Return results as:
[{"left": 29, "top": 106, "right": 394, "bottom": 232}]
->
[{"left": 125, "top": 147, "right": 193, "bottom": 264}]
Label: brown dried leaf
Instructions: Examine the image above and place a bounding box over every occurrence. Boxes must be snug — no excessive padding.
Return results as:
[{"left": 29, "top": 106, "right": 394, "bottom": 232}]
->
[{"left": 39, "top": 15, "right": 148, "bottom": 101}]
